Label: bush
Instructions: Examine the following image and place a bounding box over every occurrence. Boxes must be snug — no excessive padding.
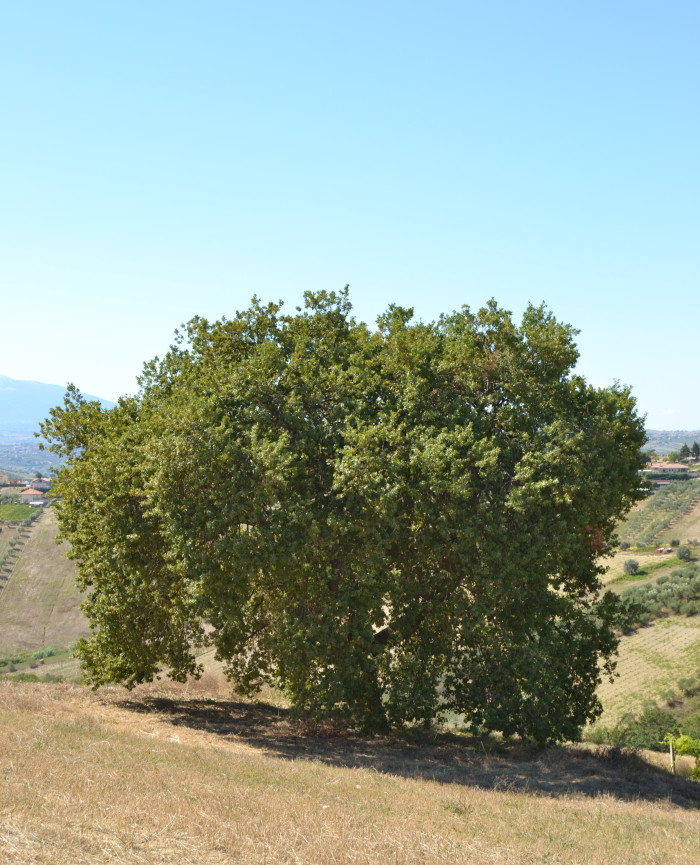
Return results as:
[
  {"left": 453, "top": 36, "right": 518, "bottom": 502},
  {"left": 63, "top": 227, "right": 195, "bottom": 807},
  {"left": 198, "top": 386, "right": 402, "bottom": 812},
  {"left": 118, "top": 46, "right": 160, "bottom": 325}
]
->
[
  {"left": 671, "top": 539, "right": 681, "bottom": 547},
  {"left": 677, "top": 546, "right": 692, "bottom": 561},
  {"left": 619, "top": 540, "right": 630, "bottom": 550},
  {"left": 31, "top": 647, "right": 57, "bottom": 660},
  {"left": 623, "top": 559, "right": 639, "bottom": 575},
  {"left": 608, "top": 707, "right": 679, "bottom": 750},
  {"left": 678, "top": 677, "right": 699, "bottom": 696}
]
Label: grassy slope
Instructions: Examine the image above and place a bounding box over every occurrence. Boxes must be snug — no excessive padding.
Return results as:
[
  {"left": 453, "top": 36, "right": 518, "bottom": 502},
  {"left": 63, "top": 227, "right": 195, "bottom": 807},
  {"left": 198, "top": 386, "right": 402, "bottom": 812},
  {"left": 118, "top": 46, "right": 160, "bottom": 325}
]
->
[
  {"left": 0, "top": 508, "right": 88, "bottom": 653},
  {"left": 1, "top": 679, "right": 699, "bottom": 865}
]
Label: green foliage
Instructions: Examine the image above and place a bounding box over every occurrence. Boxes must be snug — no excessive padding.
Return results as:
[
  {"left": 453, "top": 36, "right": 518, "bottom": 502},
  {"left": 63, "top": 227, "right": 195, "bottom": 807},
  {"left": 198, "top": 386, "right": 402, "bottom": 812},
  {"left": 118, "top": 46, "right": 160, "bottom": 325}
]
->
[
  {"left": 663, "top": 732, "right": 700, "bottom": 779},
  {"left": 31, "top": 647, "right": 57, "bottom": 660},
  {"left": 619, "top": 540, "right": 630, "bottom": 550},
  {"left": 41, "top": 291, "right": 646, "bottom": 743},
  {"left": 622, "top": 563, "right": 700, "bottom": 624},
  {"left": 607, "top": 706, "right": 680, "bottom": 750},
  {"left": 588, "top": 674, "right": 700, "bottom": 754},
  {"left": 677, "top": 545, "right": 692, "bottom": 561},
  {"left": 623, "top": 559, "right": 639, "bottom": 575}
]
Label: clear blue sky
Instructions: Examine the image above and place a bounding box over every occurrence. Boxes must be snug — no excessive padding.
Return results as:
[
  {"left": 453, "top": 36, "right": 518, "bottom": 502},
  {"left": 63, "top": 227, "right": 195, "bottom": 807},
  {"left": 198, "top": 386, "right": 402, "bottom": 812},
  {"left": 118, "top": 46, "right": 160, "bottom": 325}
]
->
[{"left": 1, "top": 2, "right": 698, "bottom": 428}]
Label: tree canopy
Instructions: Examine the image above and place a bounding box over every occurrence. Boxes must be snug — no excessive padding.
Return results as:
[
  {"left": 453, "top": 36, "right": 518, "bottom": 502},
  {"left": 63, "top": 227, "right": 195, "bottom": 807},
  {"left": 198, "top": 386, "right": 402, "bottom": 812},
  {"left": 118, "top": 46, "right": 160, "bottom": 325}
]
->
[{"left": 41, "top": 290, "right": 646, "bottom": 743}]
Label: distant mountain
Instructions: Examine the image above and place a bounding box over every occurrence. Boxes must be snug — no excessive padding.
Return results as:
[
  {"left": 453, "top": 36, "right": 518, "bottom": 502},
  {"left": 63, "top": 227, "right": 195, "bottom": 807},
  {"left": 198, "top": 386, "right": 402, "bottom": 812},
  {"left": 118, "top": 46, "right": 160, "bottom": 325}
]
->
[
  {"left": 0, "top": 375, "right": 115, "bottom": 439},
  {"left": 0, "top": 376, "right": 115, "bottom": 475}
]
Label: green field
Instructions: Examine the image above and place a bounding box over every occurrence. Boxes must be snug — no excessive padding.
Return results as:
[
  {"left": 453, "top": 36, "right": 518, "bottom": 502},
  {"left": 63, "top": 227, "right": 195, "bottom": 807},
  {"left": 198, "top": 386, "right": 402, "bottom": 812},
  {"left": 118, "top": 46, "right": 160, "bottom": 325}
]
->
[{"left": 0, "top": 502, "right": 37, "bottom": 521}]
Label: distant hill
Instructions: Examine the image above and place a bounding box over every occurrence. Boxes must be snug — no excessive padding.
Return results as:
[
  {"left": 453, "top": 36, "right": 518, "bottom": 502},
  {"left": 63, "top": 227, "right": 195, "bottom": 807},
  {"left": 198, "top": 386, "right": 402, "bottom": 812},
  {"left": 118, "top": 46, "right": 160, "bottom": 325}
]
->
[
  {"left": 0, "top": 375, "right": 115, "bottom": 474},
  {"left": 0, "top": 375, "right": 115, "bottom": 438},
  {"left": 645, "top": 429, "right": 700, "bottom": 455}
]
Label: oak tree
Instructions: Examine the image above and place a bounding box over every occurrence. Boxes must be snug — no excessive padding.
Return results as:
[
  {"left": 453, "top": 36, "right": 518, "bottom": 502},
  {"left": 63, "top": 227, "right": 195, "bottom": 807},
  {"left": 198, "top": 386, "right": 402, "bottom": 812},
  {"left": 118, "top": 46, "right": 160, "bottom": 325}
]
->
[{"left": 41, "top": 290, "right": 646, "bottom": 742}]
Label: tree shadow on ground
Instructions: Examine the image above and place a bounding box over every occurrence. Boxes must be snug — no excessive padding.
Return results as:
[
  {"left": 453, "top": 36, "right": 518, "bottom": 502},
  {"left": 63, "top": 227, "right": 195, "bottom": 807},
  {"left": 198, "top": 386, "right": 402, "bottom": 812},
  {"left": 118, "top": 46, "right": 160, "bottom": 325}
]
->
[{"left": 112, "top": 694, "right": 700, "bottom": 809}]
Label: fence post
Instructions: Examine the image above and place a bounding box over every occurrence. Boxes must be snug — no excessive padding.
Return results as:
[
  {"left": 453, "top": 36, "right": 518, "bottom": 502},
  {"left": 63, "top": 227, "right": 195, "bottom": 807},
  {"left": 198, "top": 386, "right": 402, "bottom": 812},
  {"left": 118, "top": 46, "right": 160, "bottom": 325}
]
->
[{"left": 669, "top": 739, "right": 675, "bottom": 775}]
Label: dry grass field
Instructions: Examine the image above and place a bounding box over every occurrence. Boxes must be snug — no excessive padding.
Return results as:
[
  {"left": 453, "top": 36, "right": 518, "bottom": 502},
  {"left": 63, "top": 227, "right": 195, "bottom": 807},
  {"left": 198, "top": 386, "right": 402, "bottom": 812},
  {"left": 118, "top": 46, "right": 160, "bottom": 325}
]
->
[
  {"left": 0, "top": 509, "right": 87, "bottom": 654},
  {"left": 2, "top": 678, "right": 699, "bottom": 865}
]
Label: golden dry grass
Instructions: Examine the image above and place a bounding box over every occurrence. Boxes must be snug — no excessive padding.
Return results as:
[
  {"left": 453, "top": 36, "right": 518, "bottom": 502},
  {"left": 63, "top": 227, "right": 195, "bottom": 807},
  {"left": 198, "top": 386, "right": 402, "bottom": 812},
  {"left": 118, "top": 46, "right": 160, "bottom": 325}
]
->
[{"left": 1, "top": 678, "right": 699, "bottom": 865}]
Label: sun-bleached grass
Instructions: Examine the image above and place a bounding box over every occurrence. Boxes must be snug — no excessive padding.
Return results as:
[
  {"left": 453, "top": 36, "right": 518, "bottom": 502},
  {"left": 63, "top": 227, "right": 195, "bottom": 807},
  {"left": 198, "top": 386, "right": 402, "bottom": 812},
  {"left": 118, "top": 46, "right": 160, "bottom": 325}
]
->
[{"left": 1, "top": 679, "right": 698, "bottom": 865}]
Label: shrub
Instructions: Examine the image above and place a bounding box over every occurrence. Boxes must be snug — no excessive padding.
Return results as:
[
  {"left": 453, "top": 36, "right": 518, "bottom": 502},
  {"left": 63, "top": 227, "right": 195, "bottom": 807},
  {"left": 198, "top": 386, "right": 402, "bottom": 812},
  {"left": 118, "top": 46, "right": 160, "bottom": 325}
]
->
[
  {"left": 609, "top": 707, "right": 679, "bottom": 750},
  {"left": 678, "top": 677, "right": 699, "bottom": 696},
  {"left": 619, "top": 540, "right": 630, "bottom": 550},
  {"left": 671, "top": 539, "right": 681, "bottom": 547},
  {"left": 623, "top": 559, "right": 639, "bottom": 575},
  {"left": 677, "top": 546, "right": 692, "bottom": 561},
  {"left": 31, "top": 647, "right": 57, "bottom": 660}
]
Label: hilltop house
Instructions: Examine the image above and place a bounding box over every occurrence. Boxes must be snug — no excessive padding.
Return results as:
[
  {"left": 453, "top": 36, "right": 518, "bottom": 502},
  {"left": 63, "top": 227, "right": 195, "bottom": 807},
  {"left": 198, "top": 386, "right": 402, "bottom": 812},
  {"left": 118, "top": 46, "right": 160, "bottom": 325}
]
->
[
  {"left": 20, "top": 488, "right": 46, "bottom": 505},
  {"left": 646, "top": 462, "right": 688, "bottom": 474}
]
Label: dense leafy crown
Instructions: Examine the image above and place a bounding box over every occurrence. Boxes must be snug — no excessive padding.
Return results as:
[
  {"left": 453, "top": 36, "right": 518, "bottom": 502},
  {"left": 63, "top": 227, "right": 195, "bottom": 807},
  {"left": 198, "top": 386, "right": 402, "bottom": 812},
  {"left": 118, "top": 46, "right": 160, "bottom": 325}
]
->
[{"left": 41, "top": 290, "right": 646, "bottom": 743}]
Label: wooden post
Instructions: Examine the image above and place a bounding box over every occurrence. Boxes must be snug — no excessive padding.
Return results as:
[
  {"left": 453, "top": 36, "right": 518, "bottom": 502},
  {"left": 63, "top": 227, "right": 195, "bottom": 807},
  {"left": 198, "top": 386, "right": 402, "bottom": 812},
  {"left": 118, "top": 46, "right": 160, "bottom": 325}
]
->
[{"left": 669, "top": 739, "right": 675, "bottom": 775}]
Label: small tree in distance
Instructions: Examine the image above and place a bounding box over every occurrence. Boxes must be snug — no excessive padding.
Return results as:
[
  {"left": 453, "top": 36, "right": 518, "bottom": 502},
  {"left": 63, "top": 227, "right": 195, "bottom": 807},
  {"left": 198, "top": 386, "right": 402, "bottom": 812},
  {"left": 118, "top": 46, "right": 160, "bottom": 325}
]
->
[
  {"left": 677, "top": 546, "right": 692, "bottom": 562},
  {"left": 624, "top": 559, "right": 640, "bottom": 576}
]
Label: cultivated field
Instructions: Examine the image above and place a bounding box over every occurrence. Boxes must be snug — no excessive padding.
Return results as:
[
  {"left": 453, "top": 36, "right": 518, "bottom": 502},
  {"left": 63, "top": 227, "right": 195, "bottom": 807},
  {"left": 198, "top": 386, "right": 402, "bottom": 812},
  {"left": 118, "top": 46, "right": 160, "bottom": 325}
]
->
[
  {"left": 0, "top": 509, "right": 87, "bottom": 654},
  {"left": 1, "top": 679, "right": 699, "bottom": 865},
  {"left": 596, "top": 616, "right": 700, "bottom": 725},
  {"left": 616, "top": 479, "right": 700, "bottom": 546}
]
